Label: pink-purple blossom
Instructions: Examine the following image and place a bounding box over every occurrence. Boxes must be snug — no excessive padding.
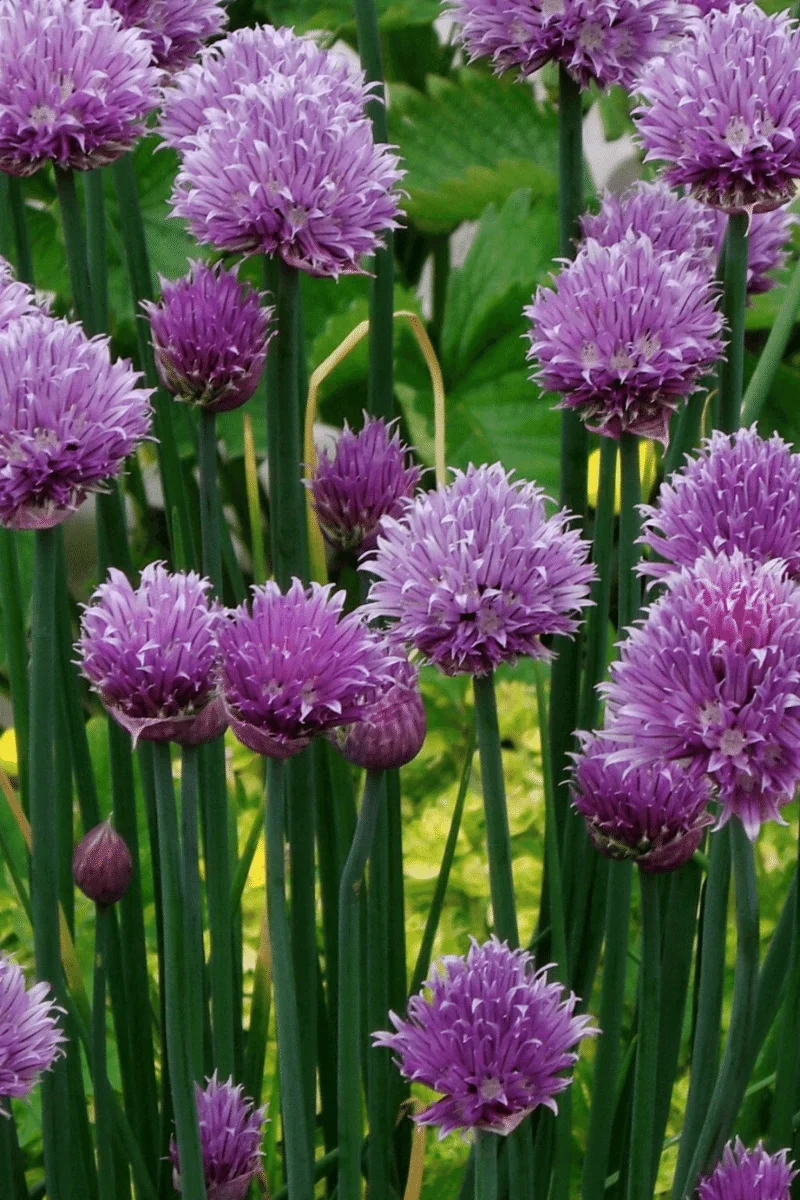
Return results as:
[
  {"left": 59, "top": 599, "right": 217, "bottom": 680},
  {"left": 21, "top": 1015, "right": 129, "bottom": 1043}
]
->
[
  {"left": 640, "top": 426, "right": 800, "bottom": 582},
  {"left": 78, "top": 564, "right": 226, "bottom": 747},
  {"left": 571, "top": 734, "right": 713, "bottom": 873},
  {"left": 309, "top": 416, "right": 422, "bottom": 553},
  {"left": 0, "top": 954, "right": 64, "bottom": 1105},
  {"left": 366, "top": 463, "right": 594, "bottom": 678},
  {"left": 143, "top": 261, "right": 273, "bottom": 414},
  {"left": 602, "top": 551, "right": 800, "bottom": 840},
  {"left": 0, "top": 259, "right": 42, "bottom": 329},
  {"left": 219, "top": 579, "right": 396, "bottom": 760},
  {"left": 374, "top": 938, "right": 595, "bottom": 1138},
  {"left": 697, "top": 1139, "right": 796, "bottom": 1200},
  {"left": 170, "top": 1074, "right": 266, "bottom": 1200},
  {"left": 0, "top": 314, "right": 152, "bottom": 531},
  {"left": 634, "top": 4, "right": 800, "bottom": 213},
  {"left": 446, "top": 0, "right": 685, "bottom": 89},
  {"left": 0, "top": 0, "right": 160, "bottom": 176},
  {"left": 525, "top": 233, "right": 724, "bottom": 444},
  {"left": 94, "top": 0, "right": 227, "bottom": 72},
  {"left": 329, "top": 656, "right": 427, "bottom": 771}
]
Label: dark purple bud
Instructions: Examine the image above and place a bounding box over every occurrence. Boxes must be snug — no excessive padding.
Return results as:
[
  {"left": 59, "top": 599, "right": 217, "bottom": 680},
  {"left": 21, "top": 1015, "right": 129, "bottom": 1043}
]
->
[
  {"left": 73, "top": 822, "right": 133, "bottom": 907},
  {"left": 330, "top": 657, "right": 427, "bottom": 771}
]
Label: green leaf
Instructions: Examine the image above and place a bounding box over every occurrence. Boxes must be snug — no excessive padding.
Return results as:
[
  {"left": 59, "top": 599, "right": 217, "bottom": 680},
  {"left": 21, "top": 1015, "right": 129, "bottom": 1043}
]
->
[
  {"left": 597, "top": 85, "right": 635, "bottom": 143},
  {"left": 269, "top": 0, "right": 438, "bottom": 34},
  {"left": 388, "top": 70, "right": 561, "bottom": 234}
]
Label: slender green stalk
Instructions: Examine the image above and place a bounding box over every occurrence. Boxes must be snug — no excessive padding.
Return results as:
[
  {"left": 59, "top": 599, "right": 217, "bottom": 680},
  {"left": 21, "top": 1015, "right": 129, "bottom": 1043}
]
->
[
  {"left": 664, "top": 391, "right": 707, "bottom": 477},
  {"left": 367, "top": 788, "right": 393, "bottom": 1200},
  {"left": 742, "top": 252, "right": 800, "bottom": 424},
  {"left": 475, "top": 1132, "right": 498, "bottom": 1200},
  {"left": 473, "top": 670, "right": 519, "bottom": 947},
  {"left": 618, "top": 433, "right": 641, "bottom": 629},
  {"left": 771, "top": 820, "right": 800, "bottom": 1148},
  {"left": 627, "top": 871, "right": 661, "bottom": 1200},
  {"left": 386, "top": 768, "right": 412, "bottom": 1186},
  {"left": 150, "top": 742, "right": 207, "bottom": 1200},
  {"left": 198, "top": 410, "right": 222, "bottom": 592},
  {"left": 180, "top": 745, "right": 206, "bottom": 1082},
  {"left": 338, "top": 770, "right": 384, "bottom": 1200},
  {"left": 83, "top": 171, "right": 108, "bottom": 332},
  {"left": 54, "top": 166, "right": 95, "bottom": 331},
  {"left": 578, "top": 437, "right": 617, "bottom": 732},
  {"left": 287, "top": 751, "right": 318, "bottom": 1154},
  {"left": 718, "top": 213, "right": 749, "bottom": 434},
  {"left": 682, "top": 821, "right": 759, "bottom": 1195},
  {"left": 8, "top": 176, "right": 34, "bottom": 285},
  {"left": 0, "top": 1110, "right": 26, "bottom": 1200},
  {"left": 92, "top": 905, "right": 116, "bottom": 1200},
  {"left": 0, "top": 530, "right": 29, "bottom": 811},
  {"left": 265, "top": 757, "right": 314, "bottom": 1200},
  {"left": 670, "top": 831, "right": 732, "bottom": 1200}
]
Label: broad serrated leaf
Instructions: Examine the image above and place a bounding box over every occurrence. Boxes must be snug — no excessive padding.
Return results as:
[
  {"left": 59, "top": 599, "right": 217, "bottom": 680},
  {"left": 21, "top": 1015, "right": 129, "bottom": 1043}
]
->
[{"left": 388, "top": 70, "right": 561, "bottom": 234}]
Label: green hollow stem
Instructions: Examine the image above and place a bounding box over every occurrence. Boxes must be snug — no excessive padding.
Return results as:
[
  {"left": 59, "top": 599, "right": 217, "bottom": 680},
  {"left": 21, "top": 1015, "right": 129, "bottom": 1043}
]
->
[
  {"left": 30, "top": 527, "right": 66, "bottom": 1200},
  {"left": 663, "top": 391, "right": 707, "bottom": 478},
  {"left": 473, "top": 670, "right": 519, "bottom": 947},
  {"left": 627, "top": 870, "right": 661, "bottom": 1200},
  {"left": 475, "top": 1131, "right": 498, "bottom": 1200},
  {"left": 0, "top": 530, "right": 29, "bottom": 811},
  {"left": 54, "top": 166, "right": 95, "bottom": 331},
  {"left": 83, "top": 171, "right": 108, "bottom": 332},
  {"left": 8, "top": 177, "right": 33, "bottom": 285},
  {"left": 0, "top": 1109, "right": 26, "bottom": 1200},
  {"left": 618, "top": 433, "right": 641, "bottom": 629},
  {"left": 180, "top": 746, "right": 205, "bottom": 1082},
  {"left": 338, "top": 770, "right": 384, "bottom": 1200},
  {"left": 682, "top": 821, "right": 759, "bottom": 1196},
  {"left": 367, "top": 790, "right": 393, "bottom": 1200},
  {"left": 150, "top": 742, "right": 207, "bottom": 1200},
  {"left": 266, "top": 757, "right": 314, "bottom": 1200},
  {"left": 771, "top": 816, "right": 800, "bottom": 1149},
  {"left": 198, "top": 410, "right": 222, "bottom": 593},
  {"left": 742, "top": 250, "right": 800, "bottom": 424},
  {"left": 670, "top": 831, "right": 732, "bottom": 1200},
  {"left": 92, "top": 905, "right": 116, "bottom": 1200},
  {"left": 718, "top": 212, "right": 749, "bottom": 434}
]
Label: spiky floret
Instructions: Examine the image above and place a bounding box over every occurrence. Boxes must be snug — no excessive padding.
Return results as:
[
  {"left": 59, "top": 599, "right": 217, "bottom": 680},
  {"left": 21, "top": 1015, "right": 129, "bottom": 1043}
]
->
[
  {"left": 0, "top": 259, "right": 42, "bottom": 329},
  {"left": 697, "top": 1139, "right": 796, "bottom": 1200},
  {"left": 170, "top": 1074, "right": 266, "bottom": 1200},
  {"left": 0, "top": 954, "right": 64, "bottom": 1104},
  {"left": 93, "top": 0, "right": 227, "bottom": 71}
]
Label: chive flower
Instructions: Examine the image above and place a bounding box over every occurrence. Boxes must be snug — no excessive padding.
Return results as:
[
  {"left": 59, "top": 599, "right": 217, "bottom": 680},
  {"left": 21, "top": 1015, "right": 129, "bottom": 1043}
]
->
[
  {"left": 634, "top": 4, "right": 800, "bottom": 213},
  {"left": 640, "top": 427, "right": 800, "bottom": 582},
  {"left": 330, "top": 656, "right": 427, "bottom": 771},
  {"left": 445, "top": 0, "right": 684, "bottom": 89},
  {"left": 525, "top": 234, "right": 724, "bottom": 444},
  {"left": 94, "top": 0, "right": 227, "bottom": 72},
  {"left": 78, "top": 563, "right": 226, "bottom": 747},
  {"left": 366, "top": 463, "right": 594, "bottom": 677},
  {"left": 374, "top": 938, "right": 595, "bottom": 1137},
  {"left": 219, "top": 579, "right": 395, "bottom": 759},
  {"left": 143, "top": 261, "right": 274, "bottom": 414},
  {"left": 571, "top": 734, "right": 713, "bottom": 873},
  {"left": 0, "top": 314, "right": 152, "bottom": 530},
  {"left": 0, "top": 0, "right": 160, "bottom": 176},
  {"left": 697, "top": 1139, "right": 796, "bottom": 1200},
  {"left": 73, "top": 821, "right": 134, "bottom": 907},
  {"left": 309, "top": 416, "right": 422, "bottom": 553},
  {"left": 0, "top": 954, "right": 65, "bottom": 1106},
  {"left": 170, "top": 1074, "right": 266, "bottom": 1200},
  {"left": 602, "top": 551, "right": 800, "bottom": 840},
  {"left": 0, "top": 259, "right": 42, "bottom": 329}
]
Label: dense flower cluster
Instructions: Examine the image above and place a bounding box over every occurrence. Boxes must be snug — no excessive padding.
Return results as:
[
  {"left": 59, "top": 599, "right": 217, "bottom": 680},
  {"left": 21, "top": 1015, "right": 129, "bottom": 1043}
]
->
[
  {"left": 697, "top": 1139, "right": 796, "bottom": 1200},
  {"left": 525, "top": 234, "right": 724, "bottom": 443},
  {"left": 0, "top": 0, "right": 160, "bottom": 176},
  {"left": 0, "top": 955, "right": 64, "bottom": 1105},
  {"left": 309, "top": 416, "right": 422, "bottom": 552},
  {"left": 144, "top": 261, "right": 274, "bottom": 413},
  {"left": 634, "top": 4, "right": 800, "bottom": 212},
  {"left": 95, "top": 0, "right": 227, "bottom": 71},
  {"left": 602, "top": 551, "right": 800, "bottom": 840},
  {"left": 171, "top": 1074, "right": 266, "bottom": 1200},
  {"left": 367, "top": 463, "right": 594, "bottom": 677},
  {"left": 166, "top": 25, "right": 402, "bottom": 276},
  {"left": 446, "top": 0, "right": 684, "bottom": 89},
  {"left": 571, "top": 734, "right": 713, "bottom": 873},
  {"left": 640, "top": 427, "right": 800, "bottom": 581},
  {"left": 581, "top": 181, "right": 795, "bottom": 295},
  {"left": 78, "top": 564, "right": 225, "bottom": 746},
  {"left": 374, "top": 938, "right": 595, "bottom": 1137},
  {"left": 219, "top": 580, "right": 395, "bottom": 759},
  {"left": 0, "top": 314, "right": 151, "bottom": 530}
]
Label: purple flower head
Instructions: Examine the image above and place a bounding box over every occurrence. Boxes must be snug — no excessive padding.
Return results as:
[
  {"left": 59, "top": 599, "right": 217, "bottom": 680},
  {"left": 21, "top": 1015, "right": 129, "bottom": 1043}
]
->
[
  {"left": 601, "top": 551, "right": 800, "bottom": 840},
  {"left": 159, "top": 25, "right": 367, "bottom": 151},
  {"left": 634, "top": 4, "right": 800, "bottom": 213},
  {"left": 0, "top": 954, "right": 65, "bottom": 1105},
  {"left": 94, "top": 0, "right": 227, "bottom": 72},
  {"left": 309, "top": 416, "right": 422, "bottom": 553},
  {"left": 640, "top": 427, "right": 800, "bottom": 582},
  {"left": 73, "top": 821, "right": 134, "bottom": 907},
  {"left": 0, "top": 259, "right": 42, "bottom": 330},
  {"left": 170, "top": 1073, "right": 266, "bottom": 1200},
  {"left": 374, "top": 938, "right": 595, "bottom": 1138},
  {"left": 0, "top": 314, "right": 152, "bottom": 531},
  {"left": 697, "top": 1139, "right": 796, "bottom": 1200},
  {"left": 571, "top": 734, "right": 713, "bottom": 873},
  {"left": 366, "top": 463, "right": 594, "bottom": 678},
  {"left": 329, "top": 655, "right": 427, "bottom": 771},
  {"left": 525, "top": 234, "right": 724, "bottom": 445},
  {"left": 143, "top": 261, "right": 273, "bottom": 414},
  {"left": 446, "top": 0, "right": 684, "bottom": 90},
  {"left": 0, "top": 0, "right": 160, "bottom": 176},
  {"left": 78, "top": 563, "right": 226, "bottom": 747},
  {"left": 691, "top": 0, "right": 733, "bottom": 13},
  {"left": 219, "top": 579, "right": 396, "bottom": 759}
]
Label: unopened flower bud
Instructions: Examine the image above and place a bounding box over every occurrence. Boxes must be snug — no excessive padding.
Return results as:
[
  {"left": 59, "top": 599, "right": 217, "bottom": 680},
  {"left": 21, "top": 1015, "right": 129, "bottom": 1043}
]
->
[
  {"left": 330, "top": 657, "right": 427, "bottom": 771},
  {"left": 72, "top": 822, "right": 133, "bottom": 907}
]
